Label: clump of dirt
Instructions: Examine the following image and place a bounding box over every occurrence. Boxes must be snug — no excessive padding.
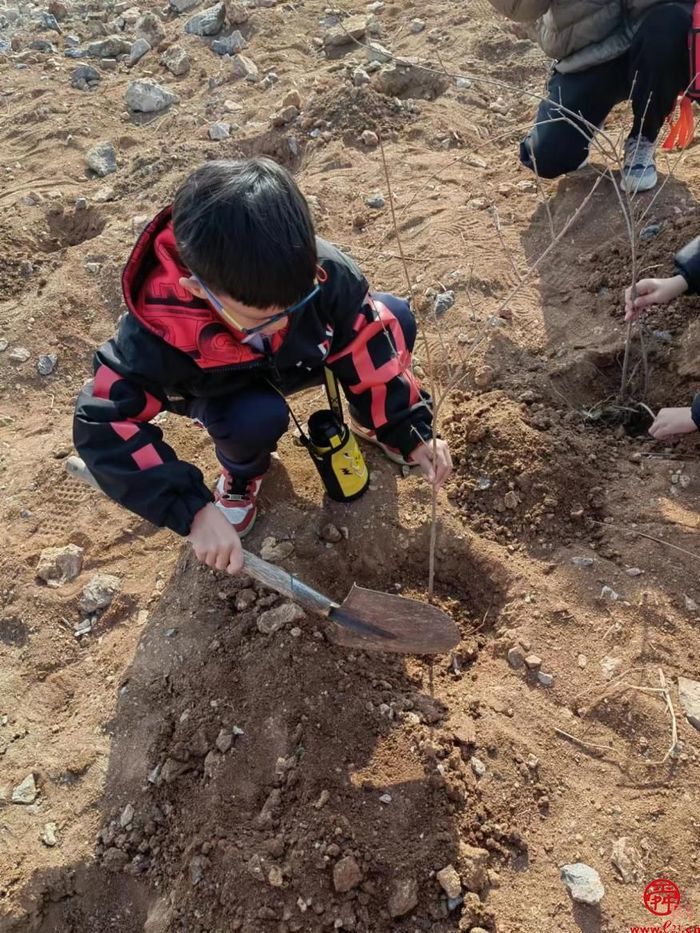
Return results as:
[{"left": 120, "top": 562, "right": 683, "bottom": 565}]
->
[
  {"left": 304, "top": 83, "right": 415, "bottom": 141},
  {"left": 446, "top": 391, "right": 606, "bottom": 546}
]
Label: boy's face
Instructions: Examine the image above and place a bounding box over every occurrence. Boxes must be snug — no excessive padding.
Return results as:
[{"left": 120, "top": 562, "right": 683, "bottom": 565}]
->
[{"left": 180, "top": 276, "right": 288, "bottom": 336}]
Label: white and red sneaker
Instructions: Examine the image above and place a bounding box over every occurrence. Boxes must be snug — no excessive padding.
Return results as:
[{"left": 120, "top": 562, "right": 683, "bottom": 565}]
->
[
  {"left": 349, "top": 418, "right": 414, "bottom": 467},
  {"left": 214, "top": 471, "right": 263, "bottom": 537}
]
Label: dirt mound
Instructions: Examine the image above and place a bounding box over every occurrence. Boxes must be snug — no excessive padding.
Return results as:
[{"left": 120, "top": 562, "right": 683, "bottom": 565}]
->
[{"left": 304, "top": 83, "right": 415, "bottom": 143}]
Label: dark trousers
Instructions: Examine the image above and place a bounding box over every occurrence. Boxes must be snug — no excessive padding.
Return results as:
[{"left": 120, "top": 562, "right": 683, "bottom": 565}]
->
[
  {"left": 188, "top": 293, "right": 416, "bottom": 479},
  {"left": 521, "top": 2, "right": 692, "bottom": 178}
]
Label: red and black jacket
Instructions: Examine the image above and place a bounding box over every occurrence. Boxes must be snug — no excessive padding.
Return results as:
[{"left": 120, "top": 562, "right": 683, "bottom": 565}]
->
[{"left": 73, "top": 207, "right": 432, "bottom": 535}]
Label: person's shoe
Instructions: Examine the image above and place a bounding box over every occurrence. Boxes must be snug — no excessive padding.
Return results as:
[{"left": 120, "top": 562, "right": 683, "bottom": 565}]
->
[
  {"left": 214, "top": 471, "right": 263, "bottom": 537},
  {"left": 349, "top": 418, "right": 414, "bottom": 467},
  {"left": 621, "top": 135, "right": 657, "bottom": 193}
]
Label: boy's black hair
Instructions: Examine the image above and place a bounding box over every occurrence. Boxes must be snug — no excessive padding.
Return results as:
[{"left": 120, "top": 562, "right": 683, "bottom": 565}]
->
[{"left": 172, "top": 158, "right": 318, "bottom": 309}]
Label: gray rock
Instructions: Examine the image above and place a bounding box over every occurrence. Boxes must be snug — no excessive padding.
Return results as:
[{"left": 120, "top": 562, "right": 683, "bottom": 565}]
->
[
  {"left": 352, "top": 66, "right": 370, "bottom": 86},
  {"left": 208, "top": 121, "right": 231, "bottom": 140},
  {"left": 678, "top": 676, "right": 700, "bottom": 731},
  {"left": 12, "top": 774, "right": 37, "bottom": 805},
  {"left": 211, "top": 29, "right": 246, "bottom": 55},
  {"left": 170, "top": 0, "right": 200, "bottom": 12},
  {"left": 230, "top": 53, "right": 258, "bottom": 81},
  {"left": 80, "top": 573, "right": 121, "bottom": 613},
  {"left": 128, "top": 37, "right": 151, "bottom": 65},
  {"left": 185, "top": 2, "right": 225, "bottom": 36},
  {"left": 119, "top": 802, "right": 134, "bottom": 827},
  {"left": 86, "top": 140, "right": 117, "bottom": 177},
  {"left": 87, "top": 35, "right": 131, "bottom": 58},
  {"left": 260, "top": 537, "right": 293, "bottom": 561},
  {"left": 0, "top": 39, "right": 11, "bottom": 55},
  {"left": 190, "top": 854, "right": 205, "bottom": 885},
  {"left": 41, "top": 822, "right": 58, "bottom": 846},
  {"left": 320, "top": 522, "right": 342, "bottom": 543},
  {"left": 324, "top": 14, "right": 367, "bottom": 47},
  {"left": 640, "top": 223, "right": 661, "bottom": 241},
  {"left": 41, "top": 11, "right": 61, "bottom": 32},
  {"left": 257, "top": 601, "right": 305, "bottom": 635},
  {"left": 272, "top": 104, "right": 298, "bottom": 126},
  {"left": 388, "top": 878, "right": 418, "bottom": 918},
  {"left": 611, "top": 837, "right": 644, "bottom": 884},
  {"left": 458, "top": 843, "right": 489, "bottom": 891},
  {"left": 37, "top": 353, "right": 57, "bottom": 375},
  {"left": 9, "top": 346, "right": 30, "bottom": 362},
  {"left": 409, "top": 18, "right": 425, "bottom": 33},
  {"left": 36, "top": 544, "right": 84, "bottom": 586},
  {"left": 507, "top": 646, "right": 525, "bottom": 670},
  {"left": 537, "top": 671, "right": 554, "bottom": 687},
  {"left": 30, "top": 38, "right": 56, "bottom": 52},
  {"left": 65, "top": 47, "right": 88, "bottom": 59},
  {"left": 571, "top": 556, "right": 594, "bottom": 568},
  {"left": 360, "top": 129, "right": 378, "bottom": 146},
  {"left": 433, "top": 290, "right": 455, "bottom": 316},
  {"left": 365, "top": 193, "right": 385, "bottom": 208},
  {"left": 215, "top": 728, "right": 233, "bottom": 753},
  {"left": 227, "top": 1, "right": 248, "bottom": 23},
  {"left": 161, "top": 44, "right": 190, "bottom": 75},
  {"left": 365, "top": 40, "right": 391, "bottom": 63},
  {"left": 560, "top": 863, "right": 605, "bottom": 905},
  {"left": 135, "top": 12, "right": 165, "bottom": 47},
  {"left": 470, "top": 756, "right": 486, "bottom": 777},
  {"left": 64, "top": 34, "right": 81, "bottom": 48},
  {"left": 71, "top": 63, "right": 100, "bottom": 89},
  {"left": 524, "top": 654, "right": 542, "bottom": 671},
  {"left": 126, "top": 78, "right": 178, "bottom": 112}
]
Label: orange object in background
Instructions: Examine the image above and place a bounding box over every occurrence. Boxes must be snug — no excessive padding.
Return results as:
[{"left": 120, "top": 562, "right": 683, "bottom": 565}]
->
[{"left": 662, "top": 96, "right": 695, "bottom": 150}]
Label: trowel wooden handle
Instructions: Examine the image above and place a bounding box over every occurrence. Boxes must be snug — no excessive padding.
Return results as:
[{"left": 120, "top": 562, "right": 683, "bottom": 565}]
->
[{"left": 65, "top": 457, "right": 335, "bottom": 617}]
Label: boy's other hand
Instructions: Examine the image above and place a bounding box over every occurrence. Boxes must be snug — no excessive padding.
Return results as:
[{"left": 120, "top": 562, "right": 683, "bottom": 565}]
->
[
  {"left": 188, "top": 503, "right": 245, "bottom": 574},
  {"left": 624, "top": 274, "right": 688, "bottom": 321},
  {"left": 411, "top": 438, "right": 453, "bottom": 491},
  {"left": 649, "top": 407, "right": 697, "bottom": 441}
]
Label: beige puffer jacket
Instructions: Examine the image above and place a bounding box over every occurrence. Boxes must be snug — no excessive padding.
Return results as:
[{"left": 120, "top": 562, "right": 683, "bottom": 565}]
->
[{"left": 489, "top": 0, "right": 692, "bottom": 73}]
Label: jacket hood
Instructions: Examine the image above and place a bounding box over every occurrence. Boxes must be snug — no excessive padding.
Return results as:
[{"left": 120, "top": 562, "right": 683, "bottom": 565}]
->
[{"left": 121, "top": 206, "right": 285, "bottom": 370}]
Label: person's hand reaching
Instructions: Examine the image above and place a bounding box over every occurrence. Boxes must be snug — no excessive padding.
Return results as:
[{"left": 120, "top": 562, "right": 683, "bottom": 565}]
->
[{"left": 624, "top": 274, "right": 688, "bottom": 321}]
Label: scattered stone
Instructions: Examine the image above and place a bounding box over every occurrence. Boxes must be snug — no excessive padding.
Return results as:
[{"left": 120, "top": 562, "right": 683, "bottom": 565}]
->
[
  {"left": 571, "top": 556, "right": 594, "bottom": 568},
  {"left": 79, "top": 573, "right": 121, "bottom": 613},
  {"left": 434, "top": 290, "right": 455, "bottom": 316},
  {"left": 600, "top": 585, "right": 619, "bottom": 601},
  {"left": 361, "top": 129, "right": 379, "bottom": 146},
  {"left": 507, "top": 646, "right": 525, "bottom": 670},
  {"left": 611, "top": 837, "right": 645, "bottom": 884},
  {"left": 678, "top": 676, "right": 700, "bottom": 731},
  {"left": 388, "top": 878, "right": 418, "bottom": 918},
  {"left": 12, "top": 773, "right": 37, "bottom": 805},
  {"left": 9, "top": 347, "right": 30, "bottom": 362},
  {"left": 502, "top": 488, "right": 519, "bottom": 508},
  {"left": 126, "top": 79, "right": 178, "bottom": 112},
  {"left": 230, "top": 53, "right": 259, "bottom": 81},
  {"left": 30, "top": 38, "right": 57, "bottom": 52},
  {"left": 41, "top": 10, "right": 62, "bottom": 31},
  {"left": 169, "top": 0, "right": 200, "bottom": 12},
  {"left": 71, "top": 63, "right": 100, "bottom": 89},
  {"left": 36, "top": 353, "right": 58, "bottom": 376},
  {"left": 451, "top": 715, "right": 476, "bottom": 746},
  {"left": 365, "top": 40, "right": 391, "bottom": 63},
  {"left": 235, "top": 588, "right": 256, "bottom": 611},
  {"left": 560, "top": 863, "right": 605, "bottom": 906},
  {"left": 577, "top": 654, "right": 588, "bottom": 669},
  {"left": 211, "top": 30, "right": 246, "bottom": 55},
  {"left": 185, "top": 2, "right": 225, "bottom": 36},
  {"left": 379, "top": 793, "right": 392, "bottom": 804},
  {"left": 600, "top": 656, "right": 622, "bottom": 681},
  {"left": 0, "top": 339, "right": 7, "bottom": 351},
  {"left": 227, "top": 1, "right": 248, "bottom": 23},
  {"left": 365, "top": 193, "right": 385, "bottom": 209},
  {"left": 161, "top": 45, "right": 190, "bottom": 75},
  {"left": 314, "top": 788, "right": 329, "bottom": 809},
  {"left": 470, "top": 756, "right": 486, "bottom": 777},
  {"left": 324, "top": 14, "right": 367, "bottom": 47},
  {"left": 120, "top": 803, "right": 134, "bottom": 828},
  {"left": 409, "top": 18, "right": 425, "bottom": 33},
  {"left": 320, "top": 523, "right": 342, "bottom": 543},
  {"left": 268, "top": 865, "right": 284, "bottom": 887},
  {"left": 272, "top": 105, "right": 299, "bottom": 126},
  {"left": 333, "top": 855, "right": 362, "bottom": 893},
  {"left": 625, "top": 567, "right": 644, "bottom": 577},
  {"left": 103, "top": 847, "right": 129, "bottom": 871},
  {"left": 85, "top": 140, "right": 117, "bottom": 177},
  {"left": 353, "top": 66, "right": 370, "bottom": 86},
  {"left": 215, "top": 728, "right": 233, "bottom": 753},
  {"left": 36, "top": 544, "right": 84, "bottom": 586},
  {"left": 260, "top": 537, "right": 294, "bottom": 561},
  {"left": 537, "top": 671, "right": 554, "bottom": 687},
  {"left": 437, "top": 864, "right": 461, "bottom": 899},
  {"left": 190, "top": 854, "right": 205, "bottom": 885},
  {"left": 135, "top": 11, "right": 165, "bottom": 46},
  {"left": 458, "top": 844, "right": 489, "bottom": 891},
  {"left": 41, "top": 822, "right": 58, "bottom": 847},
  {"left": 524, "top": 654, "right": 542, "bottom": 671},
  {"left": 87, "top": 35, "right": 131, "bottom": 58},
  {"left": 640, "top": 223, "right": 661, "bottom": 240},
  {"left": 685, "top": 596, "right": 699, "bottom": 612},
  {"left": 257, "top": 601, "right": 305, "bottom": 635}
]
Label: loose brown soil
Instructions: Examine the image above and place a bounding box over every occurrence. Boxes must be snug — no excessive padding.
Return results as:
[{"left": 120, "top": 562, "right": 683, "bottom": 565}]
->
[{"left": 2, "top": 1, "right": 700, "bottom": 932}]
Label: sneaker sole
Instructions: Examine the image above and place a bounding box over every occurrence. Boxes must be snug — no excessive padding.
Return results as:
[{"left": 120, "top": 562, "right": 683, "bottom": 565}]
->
[
  {"left": 214, "top": 500, "right": 257, "bottom": 538},
  {"left": 350, "top": 422, "right": 414, "bottom": 467},
  {"left": 620, "top": 173, "right": 657, "bottom": 194}
]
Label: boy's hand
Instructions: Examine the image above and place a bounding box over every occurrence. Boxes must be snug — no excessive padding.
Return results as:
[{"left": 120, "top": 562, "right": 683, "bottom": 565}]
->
[
  {"left": 411, "top": 439, "right": 453, "bottom": 491},
  {"left": 624, "top": 274, "right": 688, "bottom": 321},
  {"left": 649, "top": 407, "right": 697, "bottom": 441},
  {"left": 188, "top": 503, "right": 245, "bottom": 574}
]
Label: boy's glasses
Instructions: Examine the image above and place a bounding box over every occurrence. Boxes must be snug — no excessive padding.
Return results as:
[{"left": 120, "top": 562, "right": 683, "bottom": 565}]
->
[{"left": 192, "top": 275, "right": 320, "bottom": 337}]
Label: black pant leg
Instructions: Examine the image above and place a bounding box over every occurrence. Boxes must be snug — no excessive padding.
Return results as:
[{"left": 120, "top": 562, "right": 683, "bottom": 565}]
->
[
  {"left": 521, "top": 58, "right": 629, "bottom": 178},
  {"left": 629, "top": 2, "right": 692, "bottom": 140}
]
